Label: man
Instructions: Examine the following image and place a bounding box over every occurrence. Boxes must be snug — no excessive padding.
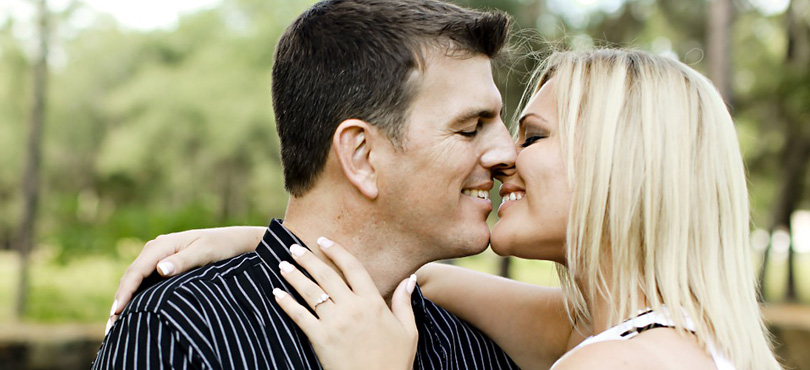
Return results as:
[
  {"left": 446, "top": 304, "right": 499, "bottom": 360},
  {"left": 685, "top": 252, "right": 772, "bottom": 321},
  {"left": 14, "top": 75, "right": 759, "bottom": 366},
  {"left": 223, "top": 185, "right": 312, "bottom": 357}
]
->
[{"left": 93, "top": 0, "right": 518, "bottom": 368}]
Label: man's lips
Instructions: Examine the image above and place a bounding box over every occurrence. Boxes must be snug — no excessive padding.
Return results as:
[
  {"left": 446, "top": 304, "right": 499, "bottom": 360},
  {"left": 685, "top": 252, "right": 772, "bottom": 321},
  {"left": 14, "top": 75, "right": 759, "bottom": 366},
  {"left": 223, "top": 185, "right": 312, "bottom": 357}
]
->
[{"left": 461, "top": 188, "right": 491, "bottom": 200}]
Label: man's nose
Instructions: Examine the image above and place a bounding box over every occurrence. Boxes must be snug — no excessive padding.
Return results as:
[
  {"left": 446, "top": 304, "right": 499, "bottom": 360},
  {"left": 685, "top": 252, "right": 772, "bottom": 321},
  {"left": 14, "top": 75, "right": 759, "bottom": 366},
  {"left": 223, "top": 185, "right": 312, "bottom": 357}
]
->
[{"left": 481, "top": 123, "right": 517, "bottom": 171}]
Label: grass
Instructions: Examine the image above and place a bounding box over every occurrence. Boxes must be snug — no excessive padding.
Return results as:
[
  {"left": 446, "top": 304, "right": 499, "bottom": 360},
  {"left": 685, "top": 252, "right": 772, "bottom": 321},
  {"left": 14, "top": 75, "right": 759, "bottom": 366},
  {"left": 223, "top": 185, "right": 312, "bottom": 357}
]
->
[
  {"left": 0, "top": 250, "right": 130, "bottom": 323},
  {"left": 0, "top": 244, "right": 809, "bottom": 323}
]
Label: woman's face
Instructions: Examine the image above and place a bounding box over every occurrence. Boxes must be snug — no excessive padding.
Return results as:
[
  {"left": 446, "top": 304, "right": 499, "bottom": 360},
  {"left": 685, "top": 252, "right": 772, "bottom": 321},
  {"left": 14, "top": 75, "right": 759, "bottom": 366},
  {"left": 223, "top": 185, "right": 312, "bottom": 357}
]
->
[{"left": 490, "top": 78, "right": 570, "bottom": 264}]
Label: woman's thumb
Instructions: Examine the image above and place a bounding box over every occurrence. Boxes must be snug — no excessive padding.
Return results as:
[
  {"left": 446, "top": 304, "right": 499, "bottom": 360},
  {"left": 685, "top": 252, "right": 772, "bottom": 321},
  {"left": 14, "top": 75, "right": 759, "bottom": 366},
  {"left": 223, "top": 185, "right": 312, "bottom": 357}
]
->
[{"left": 391, "top": 274, "right": 418, "bottom": 338}]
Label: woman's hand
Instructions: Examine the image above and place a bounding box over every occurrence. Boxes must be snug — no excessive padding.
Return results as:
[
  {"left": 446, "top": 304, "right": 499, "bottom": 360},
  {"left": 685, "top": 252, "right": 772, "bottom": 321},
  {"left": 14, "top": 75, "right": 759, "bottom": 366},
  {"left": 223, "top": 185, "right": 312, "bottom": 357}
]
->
[
  {"left": 108, "top": 226, "right": 265, "bottom": 331},
  {"left": 273, "top": 237, "right": 418, "bottom": 370}
]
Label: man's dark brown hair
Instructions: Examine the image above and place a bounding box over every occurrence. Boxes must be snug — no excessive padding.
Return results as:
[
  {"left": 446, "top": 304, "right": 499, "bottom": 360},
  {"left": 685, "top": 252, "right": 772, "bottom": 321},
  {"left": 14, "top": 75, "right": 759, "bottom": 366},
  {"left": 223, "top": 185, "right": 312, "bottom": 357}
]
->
[{"left": 272, "top": 0, "right": 511, "bottom": 196}]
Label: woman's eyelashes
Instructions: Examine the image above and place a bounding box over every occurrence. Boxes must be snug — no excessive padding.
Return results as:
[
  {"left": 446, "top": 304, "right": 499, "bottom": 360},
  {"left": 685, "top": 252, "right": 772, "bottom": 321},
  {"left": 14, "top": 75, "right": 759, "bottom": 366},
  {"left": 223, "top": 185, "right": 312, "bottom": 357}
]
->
[
  {"left": 521, "top": 133, "right": 547, "bottom": 147},
  {"left": 518, "top": 119, "right": 549, "bottom": 148}
]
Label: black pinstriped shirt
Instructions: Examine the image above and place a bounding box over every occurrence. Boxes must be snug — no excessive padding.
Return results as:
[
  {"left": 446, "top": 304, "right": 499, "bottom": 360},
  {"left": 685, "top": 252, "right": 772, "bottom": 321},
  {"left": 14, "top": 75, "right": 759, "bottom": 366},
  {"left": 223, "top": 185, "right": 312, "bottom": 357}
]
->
[{"left": 92, "top": 219, "right": 519, "bottom": 369}]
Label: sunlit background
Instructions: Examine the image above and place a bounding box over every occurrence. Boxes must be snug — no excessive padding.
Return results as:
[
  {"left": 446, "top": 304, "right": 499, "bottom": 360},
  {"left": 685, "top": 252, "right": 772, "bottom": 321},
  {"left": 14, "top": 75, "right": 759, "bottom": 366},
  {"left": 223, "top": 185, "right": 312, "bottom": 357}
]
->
[{"left": 1, "top": 0, "right": 809, "bottom": 368}]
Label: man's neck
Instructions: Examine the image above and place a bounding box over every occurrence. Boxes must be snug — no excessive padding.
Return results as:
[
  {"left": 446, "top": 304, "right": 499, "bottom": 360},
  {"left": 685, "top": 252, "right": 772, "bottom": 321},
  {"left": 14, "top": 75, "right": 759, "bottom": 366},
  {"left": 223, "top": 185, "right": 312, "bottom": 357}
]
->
[{"left": 282, "top": 195, "right": 424, "bottom": 302}]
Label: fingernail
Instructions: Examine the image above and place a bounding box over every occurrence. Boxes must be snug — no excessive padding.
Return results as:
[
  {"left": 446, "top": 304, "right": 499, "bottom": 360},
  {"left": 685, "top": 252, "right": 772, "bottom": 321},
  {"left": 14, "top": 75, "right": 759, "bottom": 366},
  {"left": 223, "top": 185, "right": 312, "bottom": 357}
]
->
[
  {"left": 104, "top": 318, "right": 112, "bottom": 336},
  {"left": 157, "top": 261, "right": 175, "bottom": 276},
  {"left": 279, "top": 261, "right": 295, "bottom": 273},
  {"left": 273, "top": 288, "right": 287, "bottom": 299},
  {"left": 317, "top": 237, "right": 333, "bottom": 249},
  {"left": 290, "top": 244, "right": 306, "bottom": 257},
  {"left": 109, "top": 300, "right": 119, "bottom": 317},
  {"left": 406, "top": 274, "right": 417, "bottom": 294}
]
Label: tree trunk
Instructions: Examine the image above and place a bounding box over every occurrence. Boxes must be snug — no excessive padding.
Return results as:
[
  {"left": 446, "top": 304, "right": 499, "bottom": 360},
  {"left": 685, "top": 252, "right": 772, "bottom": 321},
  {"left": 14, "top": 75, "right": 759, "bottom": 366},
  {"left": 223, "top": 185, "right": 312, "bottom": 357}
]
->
[
  {"left": 707, "top": 0, "right": 733, "bottom": 103},
  {"left": 498, "top": 256, "right": 511, "bottom": 278},
  {"left": 768, "top": 133, "right": 809, "bottom": 301},
  {"left": 783, "top": 0, "right": 810, "bottom": 302},
  {"left": 758, "top": 0, "right": 810, "bottom": 302},
  {"left": 15, "top": 0, "right": 49, "bottom": 319},
  {"left": 757, "top": 123, "right": 809, "bottom": 302}
]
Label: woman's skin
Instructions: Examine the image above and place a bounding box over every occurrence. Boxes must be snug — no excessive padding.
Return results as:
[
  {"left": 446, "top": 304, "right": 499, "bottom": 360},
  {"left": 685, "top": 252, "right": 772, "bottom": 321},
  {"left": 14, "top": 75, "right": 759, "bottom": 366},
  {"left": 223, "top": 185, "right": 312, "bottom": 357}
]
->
[{"left": 110, "top": 79, "right": 718, "bottom": 370}]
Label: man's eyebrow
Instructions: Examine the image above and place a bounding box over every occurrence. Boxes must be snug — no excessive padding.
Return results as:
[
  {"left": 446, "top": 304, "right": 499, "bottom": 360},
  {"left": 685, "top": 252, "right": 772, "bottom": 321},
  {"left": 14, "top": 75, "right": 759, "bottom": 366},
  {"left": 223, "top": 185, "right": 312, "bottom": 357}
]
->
[{"left": 452, "top": 108, "right": 501, "bottom": 126}]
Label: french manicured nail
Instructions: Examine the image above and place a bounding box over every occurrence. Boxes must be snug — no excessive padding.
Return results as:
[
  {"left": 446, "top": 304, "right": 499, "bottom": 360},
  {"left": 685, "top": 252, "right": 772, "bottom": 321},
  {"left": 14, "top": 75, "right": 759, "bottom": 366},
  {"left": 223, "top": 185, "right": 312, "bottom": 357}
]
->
[
  {"left": 406, "top": 274, "right": 417, "bottom": 294},
  {"left": 279, "top": 261, "right": 295, "bottom": 273},
  {"left": 157, "top": 261, "right": 175, "bottom": 276},
  {"left": 317, "top": 237, "right": 333, "bottom": 249},
  {"left": 109, "top": 300, "right": 119, "bottom": 317},
  {"left": 104, "top": 318, "right": 112, "bottom": 336},
  {"left": 290, "top": 244, "right": 306, "bottom": 257},
  {"left": 273, "top": 288, "right": 288, "bottom": 299}
]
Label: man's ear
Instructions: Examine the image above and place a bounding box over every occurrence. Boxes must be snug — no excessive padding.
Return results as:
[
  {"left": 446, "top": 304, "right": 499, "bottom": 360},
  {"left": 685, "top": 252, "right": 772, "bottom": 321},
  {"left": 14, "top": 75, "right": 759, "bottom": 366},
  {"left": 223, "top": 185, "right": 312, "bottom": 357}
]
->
[{"left": 333, "top": 119, "right": 379, "bottom": 200}]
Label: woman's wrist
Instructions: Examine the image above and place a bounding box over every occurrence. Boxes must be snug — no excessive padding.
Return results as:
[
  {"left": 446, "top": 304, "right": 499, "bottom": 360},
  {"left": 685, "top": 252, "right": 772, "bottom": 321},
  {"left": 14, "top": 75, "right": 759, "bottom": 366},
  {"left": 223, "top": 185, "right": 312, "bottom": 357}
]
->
[
  {"left": 215, "top": 226, "right": 265, "bottom": 253},
  {"left": 415, "top": 262, "right": 443, "bottom": 295}
]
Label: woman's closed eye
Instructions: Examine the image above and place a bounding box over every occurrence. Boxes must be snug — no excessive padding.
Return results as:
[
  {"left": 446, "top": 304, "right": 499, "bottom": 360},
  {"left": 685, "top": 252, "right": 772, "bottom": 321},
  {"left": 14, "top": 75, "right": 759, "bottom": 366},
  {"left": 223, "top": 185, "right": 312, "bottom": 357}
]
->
[{"left": 521, "top": 135, "right": 546, "bottom": 148}]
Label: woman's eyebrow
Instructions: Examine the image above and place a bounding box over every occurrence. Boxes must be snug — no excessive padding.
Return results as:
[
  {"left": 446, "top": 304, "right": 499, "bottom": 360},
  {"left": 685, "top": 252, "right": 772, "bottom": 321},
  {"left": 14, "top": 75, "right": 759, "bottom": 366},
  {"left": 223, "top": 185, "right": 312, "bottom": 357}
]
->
[{"left": 518, "top": 113, "right": 548, "bottom": 130}]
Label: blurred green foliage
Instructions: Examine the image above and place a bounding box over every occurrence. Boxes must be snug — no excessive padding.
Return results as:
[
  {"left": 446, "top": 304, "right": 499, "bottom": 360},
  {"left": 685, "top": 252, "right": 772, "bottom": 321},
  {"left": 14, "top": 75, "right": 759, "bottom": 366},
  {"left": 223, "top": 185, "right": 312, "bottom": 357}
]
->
[
  {"left": 1, "top": 0, "right": 323, "bottom": 261},
  {"left": 1, "top": 0, "right": 809, "bottom": 321}
]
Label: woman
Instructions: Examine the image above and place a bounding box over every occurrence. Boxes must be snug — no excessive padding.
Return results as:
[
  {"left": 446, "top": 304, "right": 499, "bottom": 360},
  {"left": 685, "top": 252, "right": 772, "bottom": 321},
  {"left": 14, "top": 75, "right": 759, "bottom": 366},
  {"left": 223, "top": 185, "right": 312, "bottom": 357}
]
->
[{"left": 110, "top": 49, "right": 781, "bottom": 369}]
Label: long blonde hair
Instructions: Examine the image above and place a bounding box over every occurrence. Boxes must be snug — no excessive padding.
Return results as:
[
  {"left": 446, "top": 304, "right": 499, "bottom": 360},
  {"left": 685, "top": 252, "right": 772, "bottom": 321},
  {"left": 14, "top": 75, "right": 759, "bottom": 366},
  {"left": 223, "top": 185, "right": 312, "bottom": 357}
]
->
[{"left": 528, "top": 49, "right": 780, "bottom": 370}]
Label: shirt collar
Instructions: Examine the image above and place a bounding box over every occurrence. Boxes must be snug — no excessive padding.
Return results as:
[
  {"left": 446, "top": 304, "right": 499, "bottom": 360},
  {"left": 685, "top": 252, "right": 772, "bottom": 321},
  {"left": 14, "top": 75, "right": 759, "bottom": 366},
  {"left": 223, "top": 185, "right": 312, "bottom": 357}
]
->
[
  {"left": 255, "top": 218, "right": 309, "bottom": 268},
  {"left": 256, "top": 218, "right": 430, "bottom": 318},
  {"left": 411, "top": 284, "right": 429, "bottom": 320}
]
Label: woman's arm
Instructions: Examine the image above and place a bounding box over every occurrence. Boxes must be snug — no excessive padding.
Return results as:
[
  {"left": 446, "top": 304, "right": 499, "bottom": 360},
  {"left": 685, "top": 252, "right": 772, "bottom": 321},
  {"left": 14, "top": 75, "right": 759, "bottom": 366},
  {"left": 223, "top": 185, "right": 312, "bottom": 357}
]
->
[
  {"left": 417, "top": 263, "right": 576, "bottom": 370},
  {"left": 110, "top": 227, "right": 582, "bottom": 369},
  {"left": 110, "top": 226, "right": 265, "bottom": 324}
]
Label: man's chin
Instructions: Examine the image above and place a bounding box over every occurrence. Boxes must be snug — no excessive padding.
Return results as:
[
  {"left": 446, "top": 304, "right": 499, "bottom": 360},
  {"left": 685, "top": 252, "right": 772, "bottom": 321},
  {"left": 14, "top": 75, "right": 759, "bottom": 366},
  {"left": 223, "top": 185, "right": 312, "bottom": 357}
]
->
[
  {"left": 436, "top": 234, "right": 489, "bottom": 260},
  {"left": 459, "top": 230, "right": 491, "bottom": 256}
]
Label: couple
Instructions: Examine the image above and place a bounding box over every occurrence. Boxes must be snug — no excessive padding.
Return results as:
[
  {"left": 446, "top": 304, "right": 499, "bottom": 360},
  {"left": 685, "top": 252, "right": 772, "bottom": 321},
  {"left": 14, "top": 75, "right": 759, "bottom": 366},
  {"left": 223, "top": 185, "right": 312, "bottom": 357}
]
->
[{"left": 94, "top": 0, "right": 780, "bottom": 369}]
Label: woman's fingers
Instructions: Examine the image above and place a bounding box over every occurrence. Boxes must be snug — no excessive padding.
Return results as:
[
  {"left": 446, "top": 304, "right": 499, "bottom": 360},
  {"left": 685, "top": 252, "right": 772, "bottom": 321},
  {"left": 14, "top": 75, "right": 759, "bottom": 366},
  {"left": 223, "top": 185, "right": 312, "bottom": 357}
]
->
[
  {"left": 110, "top": 227, "right": 264, "bottom": 325},
  {"left": 112, "top": 232, "right": 196, "bottom": 318},
  {"left": 315, "top": 237, "right": 379, "bottom": 297},
  {"left": 155, "top": 237, "right": 219, "bottom": 277},
  {"left": 279, "top": 260, "right": 337, "bottom": 312},
  {"left": 275, "top": 246, "right": 419, "bottom": 370},
  {"left": 288, "top": 244, "right": 352, "bottom": 300},
  {"left": 273, "top": 288, "right": 319, "bottom": 334}
]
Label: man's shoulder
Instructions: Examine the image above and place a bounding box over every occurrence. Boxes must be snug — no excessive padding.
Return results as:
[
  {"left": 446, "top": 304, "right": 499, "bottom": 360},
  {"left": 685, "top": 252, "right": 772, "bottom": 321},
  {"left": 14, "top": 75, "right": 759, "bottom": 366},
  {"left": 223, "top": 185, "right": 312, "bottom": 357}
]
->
[
  {"left": 124, "top": 251, "right": 265, "bottom": 315},
  {"left": 420, "top": 296, "right": 469, "bottom": 326},
  {"left": 97, "top": 250, "right": 323, "bottom": 369},
  {"left": 420, "top": 295, "right": 494, "bottom": 340},
  {"left": 418, "top": 296, "right": 519, "bottom": 368}
]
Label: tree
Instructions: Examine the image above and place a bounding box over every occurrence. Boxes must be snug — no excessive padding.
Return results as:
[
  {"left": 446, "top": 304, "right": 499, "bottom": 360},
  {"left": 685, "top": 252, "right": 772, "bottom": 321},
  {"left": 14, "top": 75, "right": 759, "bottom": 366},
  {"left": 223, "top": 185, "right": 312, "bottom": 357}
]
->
[
  {"left": 707, "top": 0, "right": 733, "bottom": 101},
  {"left": 15, "top": 0, "right": 50, "bottom": 319},
  {"left": 757, "top": 0, "right": 810, "bottom": 302}
]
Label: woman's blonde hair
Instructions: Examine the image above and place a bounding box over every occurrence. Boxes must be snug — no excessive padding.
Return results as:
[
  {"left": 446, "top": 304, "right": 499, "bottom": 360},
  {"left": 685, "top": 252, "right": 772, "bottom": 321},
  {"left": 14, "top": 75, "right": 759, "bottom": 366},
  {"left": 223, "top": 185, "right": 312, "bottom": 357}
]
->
[{"left": 526, "top": 49, "right": 780, "bottom": 369}]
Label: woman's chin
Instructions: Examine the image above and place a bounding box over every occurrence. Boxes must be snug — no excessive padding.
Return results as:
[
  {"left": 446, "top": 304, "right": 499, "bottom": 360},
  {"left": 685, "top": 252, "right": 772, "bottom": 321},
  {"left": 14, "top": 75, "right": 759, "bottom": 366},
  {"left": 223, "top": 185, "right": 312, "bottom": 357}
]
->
[
  {"left": 489, "top": 242, "right": 511, "bottom": 257},
  {"left": 489, "top": 222, "right": 513, "bottom": 257},
  {"left": 491, "top": 224, "right": 566, "bottom": 262}
]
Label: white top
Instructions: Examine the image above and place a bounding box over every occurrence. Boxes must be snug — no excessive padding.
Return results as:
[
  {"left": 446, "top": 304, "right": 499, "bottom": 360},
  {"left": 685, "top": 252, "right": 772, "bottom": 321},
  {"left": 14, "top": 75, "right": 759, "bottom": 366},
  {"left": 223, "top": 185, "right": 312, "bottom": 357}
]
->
[{"left": 553, "top": 309, "right": 735, "bottom": 370}]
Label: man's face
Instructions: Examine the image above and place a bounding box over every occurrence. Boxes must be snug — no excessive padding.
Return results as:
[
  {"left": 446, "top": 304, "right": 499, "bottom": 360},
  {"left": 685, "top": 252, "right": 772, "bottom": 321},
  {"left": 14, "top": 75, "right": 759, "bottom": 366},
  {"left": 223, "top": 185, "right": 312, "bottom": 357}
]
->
[{"left": 376, "top": 53, "right": 516, "bottom": 262}]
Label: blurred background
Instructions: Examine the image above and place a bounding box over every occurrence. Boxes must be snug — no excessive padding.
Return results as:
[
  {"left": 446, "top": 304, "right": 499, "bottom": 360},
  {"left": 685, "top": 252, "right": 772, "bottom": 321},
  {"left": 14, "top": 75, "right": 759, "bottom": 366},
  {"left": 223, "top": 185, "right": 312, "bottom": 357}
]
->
[{"left": 0, "top": 0, "right": 808, "bottom": 368}]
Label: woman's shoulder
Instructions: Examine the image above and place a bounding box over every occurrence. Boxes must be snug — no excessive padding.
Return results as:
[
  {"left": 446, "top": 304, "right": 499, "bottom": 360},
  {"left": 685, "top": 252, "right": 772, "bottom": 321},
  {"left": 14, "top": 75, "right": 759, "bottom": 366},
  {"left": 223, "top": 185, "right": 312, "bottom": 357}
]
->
[
  {"left": 552, "top": 327, "right": 717, "bottom": 370},
  {"left": 552, "top": 339, "right": 643, "bottom": 370}
]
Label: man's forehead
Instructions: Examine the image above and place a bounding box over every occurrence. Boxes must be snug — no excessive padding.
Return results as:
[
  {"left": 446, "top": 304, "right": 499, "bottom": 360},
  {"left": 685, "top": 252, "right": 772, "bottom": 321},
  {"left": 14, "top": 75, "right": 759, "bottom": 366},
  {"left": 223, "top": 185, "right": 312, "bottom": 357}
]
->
[{"left": 401, "top": 53, "right": 501, "bottom": 128}]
